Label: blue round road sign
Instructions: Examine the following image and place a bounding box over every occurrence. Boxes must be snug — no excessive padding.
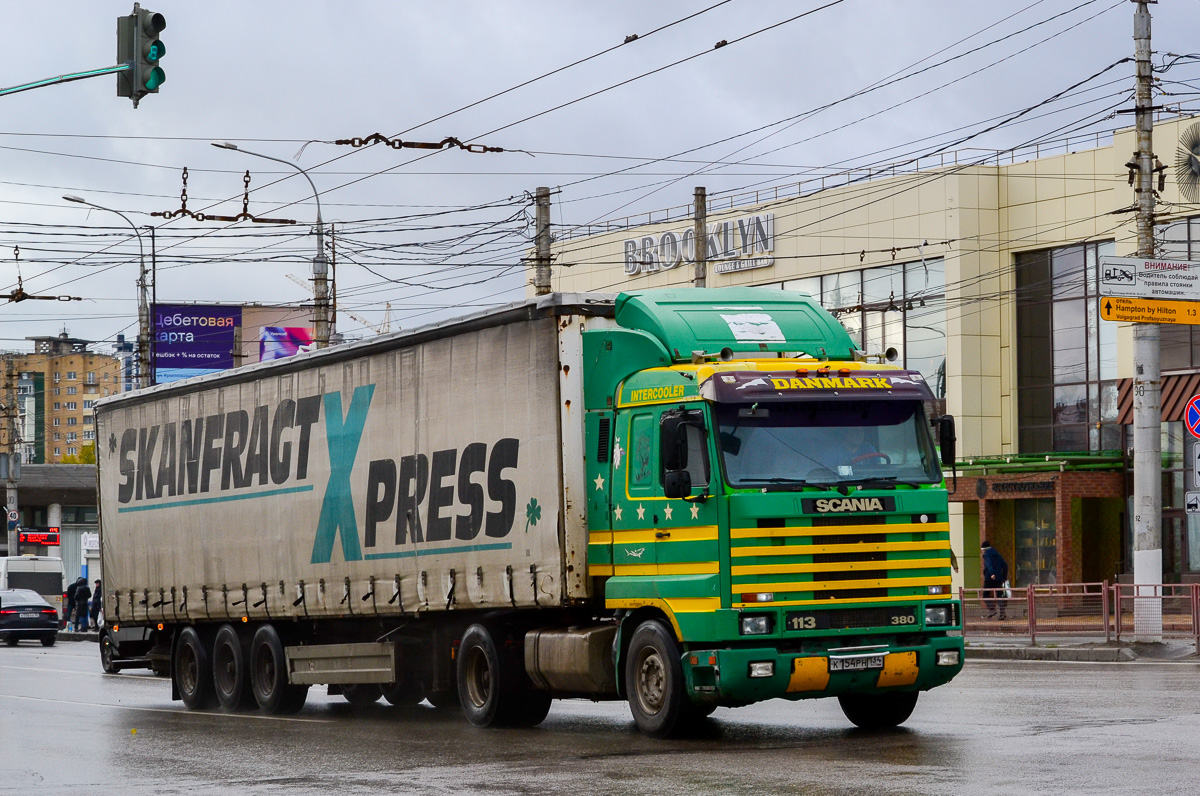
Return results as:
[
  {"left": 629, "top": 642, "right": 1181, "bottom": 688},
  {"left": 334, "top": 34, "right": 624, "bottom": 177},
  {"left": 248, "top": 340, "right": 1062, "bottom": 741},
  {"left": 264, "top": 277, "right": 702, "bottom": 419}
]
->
[{"left": 1187, "top": 395, "right": 1200, "bottom": 438}]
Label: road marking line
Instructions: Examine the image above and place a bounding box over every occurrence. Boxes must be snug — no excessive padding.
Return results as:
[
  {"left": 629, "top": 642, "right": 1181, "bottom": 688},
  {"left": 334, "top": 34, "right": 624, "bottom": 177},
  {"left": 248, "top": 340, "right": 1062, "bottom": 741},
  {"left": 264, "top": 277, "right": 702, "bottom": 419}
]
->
[{"left": 0, "top": 693, "right": 334, "bottom": 722}]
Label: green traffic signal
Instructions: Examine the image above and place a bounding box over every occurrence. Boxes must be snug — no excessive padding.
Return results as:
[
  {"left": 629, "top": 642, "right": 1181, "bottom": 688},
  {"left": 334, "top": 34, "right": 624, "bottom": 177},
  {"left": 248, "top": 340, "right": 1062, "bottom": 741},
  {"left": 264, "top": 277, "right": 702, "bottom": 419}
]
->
[
  {"left": 144, "top": 66, "right": 165, "bottom": 91},
  {"left": 116, "top": 5, "right": 166, "bottom": 104},
  {"left": 145, "top": 39, "right": 165, "bottom": 64}
]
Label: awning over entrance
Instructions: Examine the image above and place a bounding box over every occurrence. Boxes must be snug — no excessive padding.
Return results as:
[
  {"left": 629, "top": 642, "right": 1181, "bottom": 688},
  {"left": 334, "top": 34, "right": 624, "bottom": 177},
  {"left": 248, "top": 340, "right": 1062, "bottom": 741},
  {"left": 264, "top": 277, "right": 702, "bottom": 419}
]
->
[{"left": 1117, "top": 372, "right": 1200, "bottom": 424}]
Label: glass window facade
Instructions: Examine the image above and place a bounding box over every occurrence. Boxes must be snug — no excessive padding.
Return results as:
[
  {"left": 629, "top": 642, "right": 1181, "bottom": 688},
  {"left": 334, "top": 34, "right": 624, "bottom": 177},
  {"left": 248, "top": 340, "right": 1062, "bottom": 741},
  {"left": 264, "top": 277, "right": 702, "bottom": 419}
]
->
[
  {"left": 783, "top": 258, "right": 947, "bottom": 409},
  {"left": 1015, "top": 242, "right": 1119, "bottom": 453},
  {"left": 1158, "top": 217, "right": 1200, "bottom": 370}
]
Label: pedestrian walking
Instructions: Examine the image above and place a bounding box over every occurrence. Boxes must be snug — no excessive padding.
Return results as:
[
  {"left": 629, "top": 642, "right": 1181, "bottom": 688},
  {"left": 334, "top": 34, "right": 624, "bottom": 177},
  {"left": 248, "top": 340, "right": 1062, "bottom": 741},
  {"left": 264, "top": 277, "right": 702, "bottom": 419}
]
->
[
  {"left": 73, "top": 578, "right": 92, "bottom": 632},
  {"left": 89, "top": 580, "right": 102, "bottom": 630},
  {"left": 64, "top": 577, "right": 80, "bottom": 629},
  {"left": 981, "top": 540, "right": 1009, "bottom": 620}
]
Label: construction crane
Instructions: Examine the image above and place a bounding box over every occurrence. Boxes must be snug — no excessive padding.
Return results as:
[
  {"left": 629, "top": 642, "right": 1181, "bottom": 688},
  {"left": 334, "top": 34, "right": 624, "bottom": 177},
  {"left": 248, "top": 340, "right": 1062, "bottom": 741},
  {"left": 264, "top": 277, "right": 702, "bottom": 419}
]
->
[{"left": 285, "top": 274, "right": 392, "bottom": 336}]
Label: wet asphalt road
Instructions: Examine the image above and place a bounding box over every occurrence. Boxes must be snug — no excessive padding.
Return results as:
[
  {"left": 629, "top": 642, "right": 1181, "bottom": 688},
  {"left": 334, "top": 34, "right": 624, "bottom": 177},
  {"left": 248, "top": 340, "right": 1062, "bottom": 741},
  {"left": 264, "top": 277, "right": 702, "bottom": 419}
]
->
[{"left": 1, "top": 641, "right": 1198, "bottom": 795}]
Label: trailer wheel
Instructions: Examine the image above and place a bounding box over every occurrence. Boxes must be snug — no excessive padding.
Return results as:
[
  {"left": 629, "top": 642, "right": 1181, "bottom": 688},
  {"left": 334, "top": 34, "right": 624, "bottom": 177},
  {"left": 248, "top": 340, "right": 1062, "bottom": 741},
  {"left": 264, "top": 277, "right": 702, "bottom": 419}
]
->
[
  {"left": 249, "top": 624, "right": 308, "bottom": 714},
  {"left": 625, "top": 620, "right": 690, "bottom": 738},
  {"left": 342, "top": 684, "right": 383, "bottom": 706},
  {"left": 212, "top": 624, "right": 255, "bottom": 711},
  {"left": 175, "top": 626, "right": 216, "bottom": 710},
  {"left": 456, "top": 623, "right": 543, "bottom": 728},
  {"left": 99, "top": 633, "right": 119, "bottom": 674},
  {"left": 425, "top": 688, "right": 459, "bottom": 710},
  {"left": 381, "top": 679, "right": 424, "bottom": 707},
  {"left": 838, "top": 691, "right": 919, "bottom": 730}
]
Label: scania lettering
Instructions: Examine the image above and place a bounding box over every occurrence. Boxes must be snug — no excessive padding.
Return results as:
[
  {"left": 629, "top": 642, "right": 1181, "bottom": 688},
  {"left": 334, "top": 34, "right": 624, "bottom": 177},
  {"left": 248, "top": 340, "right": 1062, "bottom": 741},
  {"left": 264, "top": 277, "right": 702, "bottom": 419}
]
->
[{"left": 96, "top": 288, "right": 963, "bottom": 737}]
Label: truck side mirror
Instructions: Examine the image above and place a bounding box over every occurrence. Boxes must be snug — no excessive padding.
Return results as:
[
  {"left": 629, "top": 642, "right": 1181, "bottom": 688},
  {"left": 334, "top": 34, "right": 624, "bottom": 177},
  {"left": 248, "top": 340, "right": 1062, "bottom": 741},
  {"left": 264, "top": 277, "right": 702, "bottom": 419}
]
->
[
  {"left": 663, "top": 469, "right": 692, "bottom": 499},
  {"left": 659, "top": 414, "right": 689, "bottom": 472},
  {"left": 936, "top": 415, "right": 956, "bottom": 468}
]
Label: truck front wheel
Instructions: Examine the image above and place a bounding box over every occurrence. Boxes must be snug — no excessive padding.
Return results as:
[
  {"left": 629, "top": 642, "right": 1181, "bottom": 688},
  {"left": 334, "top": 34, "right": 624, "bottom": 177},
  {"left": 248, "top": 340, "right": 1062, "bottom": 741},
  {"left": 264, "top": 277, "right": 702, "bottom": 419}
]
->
[
  {"left": 625, "top": 620, "right": 691, "bottom": 738},
  {"left": 249, "top": 624, "right": 308, "bottom": 714},
  {"left": 99, "top": 633, "right": 119, "bottom": 674},
  {"left": 212, "top": 624, "right": 255, "bottom": 711},
  {"left": 175, "top": 627, "right": 216, "bottom": 710},
  {"left": 838, "top": 691, "right": 919, "bottom": 729}
]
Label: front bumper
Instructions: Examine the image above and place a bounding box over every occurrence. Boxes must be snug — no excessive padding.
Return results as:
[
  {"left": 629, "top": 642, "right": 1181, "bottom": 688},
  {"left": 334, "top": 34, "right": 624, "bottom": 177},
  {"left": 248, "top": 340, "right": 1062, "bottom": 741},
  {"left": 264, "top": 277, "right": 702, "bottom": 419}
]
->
[{"left": 681, "top": 635, "right": 964, "bottom": 707}]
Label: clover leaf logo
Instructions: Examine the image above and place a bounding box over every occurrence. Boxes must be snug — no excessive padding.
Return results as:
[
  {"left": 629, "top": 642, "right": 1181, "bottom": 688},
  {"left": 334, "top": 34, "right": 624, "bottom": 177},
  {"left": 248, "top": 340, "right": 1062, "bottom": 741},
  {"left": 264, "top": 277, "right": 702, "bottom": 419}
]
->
[{"left": 524, "top": 497, "right": 542, "bottom": 533}]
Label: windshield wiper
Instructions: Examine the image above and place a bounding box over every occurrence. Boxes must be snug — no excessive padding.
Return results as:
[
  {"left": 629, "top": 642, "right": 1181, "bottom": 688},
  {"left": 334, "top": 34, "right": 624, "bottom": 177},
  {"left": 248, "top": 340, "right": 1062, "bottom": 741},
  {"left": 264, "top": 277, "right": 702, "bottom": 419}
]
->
[{"left": 835, "top": 476, "right": 929, "bottom": 488}]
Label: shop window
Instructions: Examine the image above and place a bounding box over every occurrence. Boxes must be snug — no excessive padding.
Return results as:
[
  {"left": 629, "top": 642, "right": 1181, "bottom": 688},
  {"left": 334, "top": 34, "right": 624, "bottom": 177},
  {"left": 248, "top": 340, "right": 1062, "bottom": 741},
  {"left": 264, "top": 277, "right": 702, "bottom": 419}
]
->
[{"left": 1014, "top": 498, "right": 1057, "bottom": 587}]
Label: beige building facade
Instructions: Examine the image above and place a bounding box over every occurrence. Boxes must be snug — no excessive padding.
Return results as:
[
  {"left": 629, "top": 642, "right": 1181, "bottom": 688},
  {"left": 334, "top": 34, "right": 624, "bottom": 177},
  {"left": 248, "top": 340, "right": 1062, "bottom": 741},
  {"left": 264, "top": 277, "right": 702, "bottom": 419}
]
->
[{"left": 539, "top": 117, "right": 1200, "bottom": 588}]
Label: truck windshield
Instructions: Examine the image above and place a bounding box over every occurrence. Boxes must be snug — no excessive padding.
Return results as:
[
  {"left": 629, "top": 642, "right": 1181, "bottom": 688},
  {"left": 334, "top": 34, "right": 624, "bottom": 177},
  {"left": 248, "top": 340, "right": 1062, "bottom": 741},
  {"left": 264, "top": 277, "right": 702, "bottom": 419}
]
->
[{"left": 715, "top": 400, "right": 940, "bottom": 488}]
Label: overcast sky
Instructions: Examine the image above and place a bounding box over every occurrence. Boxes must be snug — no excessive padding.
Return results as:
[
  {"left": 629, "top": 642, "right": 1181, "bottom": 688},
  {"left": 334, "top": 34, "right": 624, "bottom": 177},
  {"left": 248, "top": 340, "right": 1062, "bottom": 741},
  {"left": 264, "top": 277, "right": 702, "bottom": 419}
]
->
[{"left": 2, "top": 0, "right": 1198, "bottom": 351}]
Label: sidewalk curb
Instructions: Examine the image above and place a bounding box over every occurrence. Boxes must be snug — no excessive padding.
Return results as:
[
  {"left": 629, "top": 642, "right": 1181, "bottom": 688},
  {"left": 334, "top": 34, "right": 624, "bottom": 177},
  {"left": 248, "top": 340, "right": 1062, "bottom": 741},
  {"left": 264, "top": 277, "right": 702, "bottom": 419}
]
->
[
  {"left": 57, "top": 631, "right": 100, "bottom": 642},
  {"left": 967, "top": 646, "right": 1139, "bottom": 662}
]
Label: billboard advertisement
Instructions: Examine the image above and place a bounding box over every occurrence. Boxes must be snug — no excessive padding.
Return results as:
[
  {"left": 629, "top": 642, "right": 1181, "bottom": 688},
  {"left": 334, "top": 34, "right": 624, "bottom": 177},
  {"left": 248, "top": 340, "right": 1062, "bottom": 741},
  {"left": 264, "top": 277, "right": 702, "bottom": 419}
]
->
[
  {"left": 152, "top": 303, "right": 314, "bottom": 384},
  {"left": 153, "top": 304, "right": 241, "bottom": 384},
  {"left": 259, "top": 326, "right": 315, "bottom": 361}
]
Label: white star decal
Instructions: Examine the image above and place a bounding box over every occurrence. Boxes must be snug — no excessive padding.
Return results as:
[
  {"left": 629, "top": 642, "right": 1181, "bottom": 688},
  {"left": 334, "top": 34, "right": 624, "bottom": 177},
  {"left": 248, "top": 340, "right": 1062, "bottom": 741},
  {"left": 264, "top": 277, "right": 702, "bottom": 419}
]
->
[
  {"left": 664, "top": 504, "right": 673, "bottom": 520},
  {"left": 594, "top": 473, "right": 605, "bottom": 491},
  {"left": 690, "top": 503, "right": 701, "bottom": 519},
  {"left": 613, "top": 505, "right": 623, "bottom": 521},
  {"left": 636, "top": 504, "right": 646, "bottom": 521}
]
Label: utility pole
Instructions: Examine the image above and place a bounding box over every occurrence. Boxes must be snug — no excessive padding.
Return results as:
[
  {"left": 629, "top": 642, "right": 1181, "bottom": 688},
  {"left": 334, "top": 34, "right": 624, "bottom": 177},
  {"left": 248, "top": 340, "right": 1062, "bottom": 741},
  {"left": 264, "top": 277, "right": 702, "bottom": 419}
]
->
[
  {"left": 3, "top": 357, "right": 18, "bottom": 557},
  {"left": 147, "top": 225, "right": 157, "bottom": 385},
  {"left": 137, "top": 250, "right": 151, "bottom": 388},
  {"left": 533, "top": 187, "right": 551, "bottom": 295},
  {"left": 693, "top": 187, "right": 707, "bottom": 288},
  {"left": 1131, "top": 0, "right": 1162, "bottom": 642}
]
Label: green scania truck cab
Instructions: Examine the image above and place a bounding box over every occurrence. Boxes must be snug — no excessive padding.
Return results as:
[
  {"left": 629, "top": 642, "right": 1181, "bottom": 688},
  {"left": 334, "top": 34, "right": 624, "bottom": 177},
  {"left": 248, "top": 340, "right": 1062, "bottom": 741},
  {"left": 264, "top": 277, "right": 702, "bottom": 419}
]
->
[{"left": 586, "top": 288, "right": 962, "bottom": 736}]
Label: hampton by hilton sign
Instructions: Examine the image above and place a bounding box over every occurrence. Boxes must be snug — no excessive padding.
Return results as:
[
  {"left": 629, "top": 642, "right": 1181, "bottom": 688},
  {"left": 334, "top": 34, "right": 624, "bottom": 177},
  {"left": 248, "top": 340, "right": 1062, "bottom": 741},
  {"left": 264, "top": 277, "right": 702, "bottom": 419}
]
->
[{"left": 622, "top": 213, "right": 774, "bottom": 277}]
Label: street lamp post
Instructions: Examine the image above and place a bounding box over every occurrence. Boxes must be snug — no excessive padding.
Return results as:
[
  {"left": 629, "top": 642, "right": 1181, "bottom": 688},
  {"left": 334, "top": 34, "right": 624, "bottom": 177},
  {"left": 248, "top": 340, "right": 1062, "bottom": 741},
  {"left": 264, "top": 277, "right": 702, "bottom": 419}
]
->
[
  {"left": 63, "top": 195, "right": 152, "bottom": 388},
  {"left": 210, "top": 142, "right": 331, "bottom": 349}
]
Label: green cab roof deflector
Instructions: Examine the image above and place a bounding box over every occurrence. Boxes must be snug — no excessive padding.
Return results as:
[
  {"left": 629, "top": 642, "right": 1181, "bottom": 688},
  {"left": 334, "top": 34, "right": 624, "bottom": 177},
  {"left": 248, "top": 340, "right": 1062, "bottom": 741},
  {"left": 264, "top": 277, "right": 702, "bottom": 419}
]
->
[{"left": 614, "top": 287, "right": 858, "bottom": 361}]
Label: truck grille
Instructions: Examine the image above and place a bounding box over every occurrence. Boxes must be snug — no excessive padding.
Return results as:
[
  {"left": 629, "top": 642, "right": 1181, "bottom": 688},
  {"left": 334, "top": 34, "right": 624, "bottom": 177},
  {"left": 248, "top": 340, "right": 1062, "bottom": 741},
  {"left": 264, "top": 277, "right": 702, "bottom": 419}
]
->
[{"left": 729, "top": 518, "right": 952, "bottom": 607}]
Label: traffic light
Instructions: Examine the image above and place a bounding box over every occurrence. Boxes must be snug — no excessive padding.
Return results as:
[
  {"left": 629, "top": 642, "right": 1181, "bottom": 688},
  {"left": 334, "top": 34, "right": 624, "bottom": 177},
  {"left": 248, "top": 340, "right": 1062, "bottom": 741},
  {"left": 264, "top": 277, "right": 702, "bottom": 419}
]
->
[{"left": 116, "top": 4, "right": 166, "bottom": 106}]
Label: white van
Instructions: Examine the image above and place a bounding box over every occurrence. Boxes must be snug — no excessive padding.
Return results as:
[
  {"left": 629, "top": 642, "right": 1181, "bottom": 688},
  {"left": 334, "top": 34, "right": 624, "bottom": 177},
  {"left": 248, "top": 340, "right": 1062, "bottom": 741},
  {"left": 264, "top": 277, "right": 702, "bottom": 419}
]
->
[{"left": 0, "top": 556, "right": 67, "bottom": 618}]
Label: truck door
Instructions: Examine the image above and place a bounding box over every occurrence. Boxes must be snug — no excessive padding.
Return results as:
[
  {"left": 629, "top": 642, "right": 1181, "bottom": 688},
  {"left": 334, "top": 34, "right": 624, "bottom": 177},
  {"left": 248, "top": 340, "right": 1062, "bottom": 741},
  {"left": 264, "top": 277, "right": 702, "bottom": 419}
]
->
[{"left": 612, "top": 411, "right": 659, "bottom": 574}]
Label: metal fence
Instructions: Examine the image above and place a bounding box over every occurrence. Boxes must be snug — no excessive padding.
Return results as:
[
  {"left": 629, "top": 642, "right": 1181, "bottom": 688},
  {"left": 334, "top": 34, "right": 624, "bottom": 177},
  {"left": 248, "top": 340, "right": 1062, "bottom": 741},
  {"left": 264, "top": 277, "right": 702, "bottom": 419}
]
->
[{"left": 959, "top": 582, "right": 1200, "bottom": 652}]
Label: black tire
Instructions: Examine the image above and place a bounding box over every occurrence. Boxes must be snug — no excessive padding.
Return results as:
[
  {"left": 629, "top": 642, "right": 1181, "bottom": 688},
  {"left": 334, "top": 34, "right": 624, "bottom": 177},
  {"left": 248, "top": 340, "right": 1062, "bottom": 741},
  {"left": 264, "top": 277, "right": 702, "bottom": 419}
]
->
[
  {"left": 456, "top": 623, "right": 547, "bottom": 728},
  {"left": 838, "top": 691, "right": 919, "bottom": 729},
  {"left": 175, "top": 626, "right": 217, "bottom": 710},
  {"left": 381, "top": 679, "right": 424, "bottom": 707},
  {"left": 249, "top": 624, "right": 308, "bottom": 714},
  {"left": 41, "top": 634, "right": 57, "bottom": 647},
  {"left": 4, "top": 636, "right": 17, "bottom": 647},
  {"left": 100, "top": 633, "right": 120, "bottom": 674},
  {"left": 511, "top": 690, "right": 553, "bottom": 727},
  {"left": 342, "top": 684, "right": 383, "bottom": 706},
  {"left": 425, "top": 688, "right": 459, "bottom": 710},
  {"left": 212, "top": 624, "right": 256, "bottom": 711},
  {"left": 625, "top": 620, "right": 691, "bottom": 738}
]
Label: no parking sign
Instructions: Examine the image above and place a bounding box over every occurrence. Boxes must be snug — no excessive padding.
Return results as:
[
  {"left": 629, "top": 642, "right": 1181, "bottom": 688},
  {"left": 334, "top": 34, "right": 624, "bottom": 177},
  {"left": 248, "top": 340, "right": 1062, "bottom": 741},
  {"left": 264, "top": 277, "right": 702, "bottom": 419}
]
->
[{"left": 1188, "top": 395, "right": 1200, "bottom": 439}]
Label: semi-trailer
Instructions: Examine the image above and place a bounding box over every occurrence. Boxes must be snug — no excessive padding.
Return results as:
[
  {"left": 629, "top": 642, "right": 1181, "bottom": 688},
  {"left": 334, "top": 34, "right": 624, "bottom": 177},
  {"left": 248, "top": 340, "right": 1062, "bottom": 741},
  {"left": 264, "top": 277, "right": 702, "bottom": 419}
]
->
[{"left": 96, "top": 287, "right": 963, "bottom": 736}]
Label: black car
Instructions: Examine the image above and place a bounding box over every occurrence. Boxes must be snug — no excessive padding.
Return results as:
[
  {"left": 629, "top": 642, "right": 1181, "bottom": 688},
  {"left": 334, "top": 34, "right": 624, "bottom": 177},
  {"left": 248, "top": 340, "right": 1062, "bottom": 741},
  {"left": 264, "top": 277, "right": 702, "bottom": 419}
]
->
[{"left": 0, "top": 589, "right": 60, "bottom": 646}]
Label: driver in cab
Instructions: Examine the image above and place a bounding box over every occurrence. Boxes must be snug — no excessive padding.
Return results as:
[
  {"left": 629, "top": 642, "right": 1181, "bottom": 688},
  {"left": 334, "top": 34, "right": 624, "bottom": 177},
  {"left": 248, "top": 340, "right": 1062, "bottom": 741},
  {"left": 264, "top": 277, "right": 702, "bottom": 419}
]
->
[{"left": 834, "top": 426, "right": 885, "bottom": 472}]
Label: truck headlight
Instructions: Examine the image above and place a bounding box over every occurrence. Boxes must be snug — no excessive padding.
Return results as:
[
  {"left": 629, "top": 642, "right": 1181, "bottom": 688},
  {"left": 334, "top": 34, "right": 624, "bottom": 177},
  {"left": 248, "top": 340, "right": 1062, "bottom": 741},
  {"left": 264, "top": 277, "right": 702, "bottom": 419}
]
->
[
  {"left": 936, "top": 650, "right": 960, "bottom": 666},
  {"left": 924, "top": 605, "right": 952, "bottom": 626},
  {"left": 740, "top": 615, "right": 772, "bottom": 635},
  {"left": 748, "top": 661, "right": 775, "bottom": 678}
]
